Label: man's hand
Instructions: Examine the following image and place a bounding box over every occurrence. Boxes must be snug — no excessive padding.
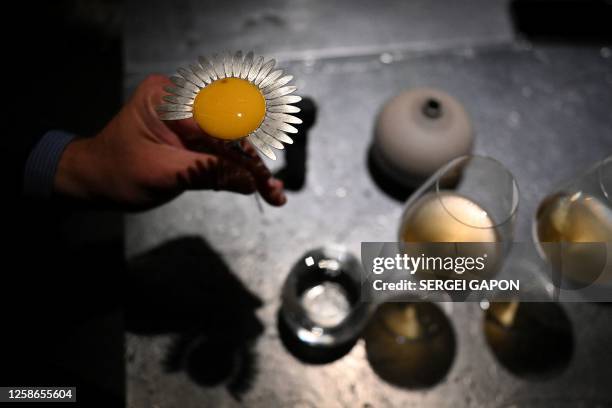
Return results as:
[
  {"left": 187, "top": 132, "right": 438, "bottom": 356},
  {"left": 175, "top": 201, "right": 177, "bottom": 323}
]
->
[{"left": 54, "top": 75, "right": 287, "bottom": 210}]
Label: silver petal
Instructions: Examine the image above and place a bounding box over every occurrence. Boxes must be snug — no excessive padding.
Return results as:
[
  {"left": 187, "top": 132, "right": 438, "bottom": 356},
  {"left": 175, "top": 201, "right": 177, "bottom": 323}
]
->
[
  {"left": 203, "top": 65, "right": 218, "bottom": 83},
  {"left": 157, "top": 103, "right": 192, "bottom": 112},
  {"left": 263, "top": 118, "right": 298, "bottom": 133},
  {"left": 254, "top": 59, "right": 276, "bottom": 86},
  {"left": 267, "top": 112, "right": 302, "bottom": 124},
  {"left": 223, "top": 52, "right": 233, "bottom": 78},
  {"left": 163, "top": 95, "right": 194, "bottom": 105},
  {"left": 265, "top": 86, "right": 297, "bottom": 100},
  {"left": 178, "top": 67, "right": 205, "bottom": 88},
  {"left": 190, "top": 64, "right": 211, "bottom": 84},
  {"left": 232, "top": 51, "right": 243, "bottom": 77},
  {"left": 248, "top": 56, "right": 264, "bottom": 82},
  {"left": 159, "top": 111, "right": 193, "bottom": 120},
  {"left": 241, "top": 51, "right": 254, "bottom": 79},
  {"left": 198, "top": 56, "right": 217, "bottom": 81},
  {"left": 261, "top": 75, "right": 293, "bottom": 93},
  {"left": 267, "top": 104, "right": 301, "bottom": 114},
  {"left": 258, "top": 69, "right": 283, "bottom": 89},
  {"left": 260, "top": 123, "right": 294, "bottom": 144},
  {"left": 255, "top": 129, "right": 284, "bottom": 149},
  {"left": 170, "top": 76, "right": 200, "bottom": 93},
  {"left": 248, "top": 134, "right": 276, "bottom": 160},
  {"left": 164, "top": 85, "right": 197, "bottom": 98},
  {"left": 212, "top": 54, "right": 226, "bottom": 79},
  {"left": 266, "top": 95, "right": 302, "bottom": 106}
]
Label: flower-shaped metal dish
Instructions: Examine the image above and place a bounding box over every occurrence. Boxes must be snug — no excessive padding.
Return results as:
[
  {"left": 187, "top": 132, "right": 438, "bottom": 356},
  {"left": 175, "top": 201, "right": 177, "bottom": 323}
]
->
[{"left": 157, "top": 51, "right": 302, "bottom": 160}]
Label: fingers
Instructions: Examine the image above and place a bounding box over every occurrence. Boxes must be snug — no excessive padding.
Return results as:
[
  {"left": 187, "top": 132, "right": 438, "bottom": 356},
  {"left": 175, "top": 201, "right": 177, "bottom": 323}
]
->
[
  {"left": 213, "top": 143, "right": 287, "bottom": 206},
  {"left": 172, "top": 151, "right": 254, "bottom": 194},
  {"left": 207, "top": 155, "right": 287, "bottom": 206},
  {"left": 217, "top": 142, "right": 273, "bottom": 178},
  {"left": 169, "top": 148, "right": 253, "bottom": 194},
  {"left": 239, "top": 139, "right": 259, "bottom": 157},
  {"left": 257, "top": 177, "right": 287, "bottom": 206},
  {"left": 212, "top": 158, "right": 258, "bottom": 195},
  {"left": 170, "top": 147, "right": 286, "bottom": 206}
]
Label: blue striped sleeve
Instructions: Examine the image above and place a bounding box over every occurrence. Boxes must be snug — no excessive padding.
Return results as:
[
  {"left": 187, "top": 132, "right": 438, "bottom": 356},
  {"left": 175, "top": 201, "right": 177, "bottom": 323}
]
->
[{"left": 23, "top": 130, "right": 77, "bottom": 199}]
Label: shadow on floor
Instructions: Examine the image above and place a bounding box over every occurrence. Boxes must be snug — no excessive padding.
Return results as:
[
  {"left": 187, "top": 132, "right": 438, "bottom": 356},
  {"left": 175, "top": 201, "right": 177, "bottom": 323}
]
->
[
  {"left": 126, "top": 236, "right": 264, "bottom": 400},
  {"left": 484, "top": 302, "right": 574, "bottom": 379},
  {"left": 366, "top": 145, "right": 416, "bottom": 202},
  {"left": 363, "top": 302, "right": 456, "bottom": 389}
]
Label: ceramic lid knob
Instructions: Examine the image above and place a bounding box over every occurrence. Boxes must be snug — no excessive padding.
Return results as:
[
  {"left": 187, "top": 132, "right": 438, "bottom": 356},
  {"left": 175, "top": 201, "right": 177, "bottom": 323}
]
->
[{"left": 373, "top": 88, "right": 474, "bottom": 187}]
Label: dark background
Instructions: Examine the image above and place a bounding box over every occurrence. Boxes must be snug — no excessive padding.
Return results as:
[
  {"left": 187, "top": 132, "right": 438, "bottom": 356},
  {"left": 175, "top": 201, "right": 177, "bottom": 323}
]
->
[{"left": 6, "top": 0, "right": 612, "bottom": 407}]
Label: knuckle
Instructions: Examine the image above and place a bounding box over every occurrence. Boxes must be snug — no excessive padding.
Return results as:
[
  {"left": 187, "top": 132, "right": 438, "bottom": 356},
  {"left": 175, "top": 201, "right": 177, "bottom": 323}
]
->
[{"left": 142, "top": 73, "right": 167, "bottom": 86}]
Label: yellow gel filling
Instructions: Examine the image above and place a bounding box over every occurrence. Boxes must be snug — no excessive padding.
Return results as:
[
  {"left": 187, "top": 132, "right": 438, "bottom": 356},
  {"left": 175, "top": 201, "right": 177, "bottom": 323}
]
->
[{"left": 193, "top": 77, "right": 266, "bottom": 140}]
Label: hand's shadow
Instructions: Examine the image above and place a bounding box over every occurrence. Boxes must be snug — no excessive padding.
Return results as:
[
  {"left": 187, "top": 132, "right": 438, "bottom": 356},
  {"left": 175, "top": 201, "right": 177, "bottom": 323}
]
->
[
  {"left": 274, "top": 97, "right": 317, "bottom": 191},
  {"left": 126, "top": 236, "right": 264, "bottom": 400}
]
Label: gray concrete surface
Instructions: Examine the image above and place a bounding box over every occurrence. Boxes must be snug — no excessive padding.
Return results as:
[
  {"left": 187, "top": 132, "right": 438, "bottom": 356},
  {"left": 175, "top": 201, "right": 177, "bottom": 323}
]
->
[{"left": 123, "top": 0, "right": 612, "bottom": 406}]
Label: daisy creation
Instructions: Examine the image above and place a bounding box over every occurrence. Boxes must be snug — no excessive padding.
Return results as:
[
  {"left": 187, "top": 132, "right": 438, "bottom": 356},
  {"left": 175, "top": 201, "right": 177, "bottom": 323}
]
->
[{"left": 158, "top": 51, "right": 302, "bottom": 160}]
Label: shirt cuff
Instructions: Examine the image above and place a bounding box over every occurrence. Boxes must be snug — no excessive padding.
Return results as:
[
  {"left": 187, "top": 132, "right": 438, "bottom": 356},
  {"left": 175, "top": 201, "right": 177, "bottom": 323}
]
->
[{"left": 23, "top": 130, "right": 77, "bottom": 199}]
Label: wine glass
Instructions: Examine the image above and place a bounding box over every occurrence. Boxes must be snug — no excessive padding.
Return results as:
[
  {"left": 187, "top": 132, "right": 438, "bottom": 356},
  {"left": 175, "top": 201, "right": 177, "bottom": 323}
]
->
[
  {"left": 363, "top": 155, "right": 519, "bottom": 388},
  {"left": 533, "top": 155, "right": 612, "bottom": 299},
  {"left": 396, "top": 154, "right": 519, "bottom": 328},
  {"left": 399, "top": 155, "right": 519, "bottom": 285},
  {"left": 482, "top": 156, "right": 611, "bottom": 378}
]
